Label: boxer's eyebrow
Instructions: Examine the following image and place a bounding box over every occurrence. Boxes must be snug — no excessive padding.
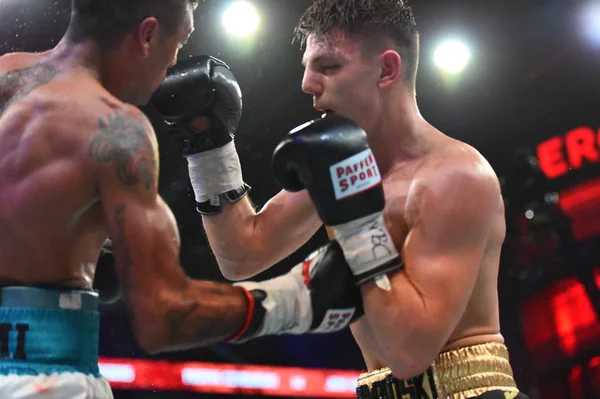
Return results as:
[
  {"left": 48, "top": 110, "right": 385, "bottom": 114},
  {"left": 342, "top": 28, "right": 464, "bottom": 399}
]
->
[{"left": 302, "top": 52, "right": 333, "bottom": 67}]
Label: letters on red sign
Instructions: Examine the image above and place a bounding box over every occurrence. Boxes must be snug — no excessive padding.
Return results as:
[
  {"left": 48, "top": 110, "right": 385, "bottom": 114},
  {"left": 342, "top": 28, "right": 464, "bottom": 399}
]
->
[{"left": 536, "top": 127, "right": 600, "bottom": 179}]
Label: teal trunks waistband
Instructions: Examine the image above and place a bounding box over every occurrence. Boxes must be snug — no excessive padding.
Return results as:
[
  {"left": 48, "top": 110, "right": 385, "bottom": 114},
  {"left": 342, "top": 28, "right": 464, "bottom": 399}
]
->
[
  {"left": 0, "top": 287, "right": 100, "bottom": 377},
  {"left": 0, "top": 286, "right": 99, "bottom": 311}
]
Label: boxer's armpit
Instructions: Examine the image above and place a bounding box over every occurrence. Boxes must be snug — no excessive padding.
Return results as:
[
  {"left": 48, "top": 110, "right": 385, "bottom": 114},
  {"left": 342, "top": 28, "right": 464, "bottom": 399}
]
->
[{"left": 88, "top": 110, "right": 158, "bottom": 192}]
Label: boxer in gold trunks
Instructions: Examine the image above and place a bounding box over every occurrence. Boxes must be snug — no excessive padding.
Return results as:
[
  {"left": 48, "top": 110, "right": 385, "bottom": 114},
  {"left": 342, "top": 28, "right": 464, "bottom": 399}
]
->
[{"left": 170, "top": 1, "right": 530, "bottom": 398}]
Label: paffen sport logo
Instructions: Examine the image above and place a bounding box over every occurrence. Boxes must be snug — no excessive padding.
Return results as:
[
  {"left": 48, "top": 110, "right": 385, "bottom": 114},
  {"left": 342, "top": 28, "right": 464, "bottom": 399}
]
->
[{"left": 329, "top": 149, "right": 381, "bottom": 200}]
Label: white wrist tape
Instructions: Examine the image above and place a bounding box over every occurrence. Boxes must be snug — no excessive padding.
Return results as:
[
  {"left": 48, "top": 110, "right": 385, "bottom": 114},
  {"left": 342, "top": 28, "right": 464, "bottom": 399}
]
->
[
  {"left": 234, "top": 266, "right": 312, "bottom": 337},
  {"left": 332, "top": 212, "right": 402, "bottom": 282},
  {"left": 185, "top": 141, "right": 244, "bottom": 203}
]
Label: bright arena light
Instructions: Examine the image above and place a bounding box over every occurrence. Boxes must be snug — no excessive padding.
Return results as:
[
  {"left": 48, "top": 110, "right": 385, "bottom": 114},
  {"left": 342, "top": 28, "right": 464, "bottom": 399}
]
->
[
  {"left": 433, "top": 40, "right": 471, "bottom": 73},
  {"left": 582, "top": 3, "right": 600, "bottom": 45},
  {"left": 222, "top": 1, "right": 260, "bottom": 38}
]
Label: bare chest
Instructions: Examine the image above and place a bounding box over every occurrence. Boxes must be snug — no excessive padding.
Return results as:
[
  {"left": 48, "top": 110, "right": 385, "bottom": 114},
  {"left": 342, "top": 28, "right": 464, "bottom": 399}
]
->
[
  {"left": 348, "top": 176, "right": 413, "bottom": 368},
  {"left": 380, "top": 175, "right": 413, "bottom": 252}
]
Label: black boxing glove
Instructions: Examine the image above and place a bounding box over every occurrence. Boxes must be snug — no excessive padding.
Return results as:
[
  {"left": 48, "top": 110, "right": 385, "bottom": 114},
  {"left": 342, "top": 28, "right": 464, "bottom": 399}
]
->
[
  {"left": 150, "top": 55, "right": 249, "bottom": 215},
  {"left": 229, "top": 241, "right": 363, "bottom": 342},
  {"left": 151, "top": 55, "right": 242, "bottom": 154},
  {"left": 272, "top": 115, "right": 402, "bottom": 285}
]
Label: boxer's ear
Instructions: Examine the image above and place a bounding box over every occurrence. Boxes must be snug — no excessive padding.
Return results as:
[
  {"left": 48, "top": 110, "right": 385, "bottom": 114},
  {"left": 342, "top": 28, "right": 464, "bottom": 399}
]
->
[
  {"left": 377, "top": 50, "right": 402, "bottom": 89},
  {"left": 138, "top": 17, "right": 160, "bottom": 56}
]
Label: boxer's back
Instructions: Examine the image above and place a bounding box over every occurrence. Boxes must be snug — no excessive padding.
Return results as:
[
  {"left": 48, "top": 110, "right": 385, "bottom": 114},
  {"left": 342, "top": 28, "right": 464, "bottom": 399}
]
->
[{"left": 0, "top": 53, "right": 110, "bottom": 289}]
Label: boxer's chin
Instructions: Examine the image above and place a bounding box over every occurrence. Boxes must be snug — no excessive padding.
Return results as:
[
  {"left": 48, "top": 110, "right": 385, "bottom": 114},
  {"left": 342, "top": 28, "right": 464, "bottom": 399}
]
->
[{"left": 139, "top": 87, "right": 159, "bottom": 106}]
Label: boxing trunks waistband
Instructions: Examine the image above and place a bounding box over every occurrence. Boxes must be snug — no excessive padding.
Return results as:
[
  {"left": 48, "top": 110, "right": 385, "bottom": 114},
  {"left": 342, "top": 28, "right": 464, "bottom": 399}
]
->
[
  {"left": 0, "top": 287, "right": 100, "bottom": 377},
  {"left": 356, "top": 342, "right": 519, "bottom": 399}
]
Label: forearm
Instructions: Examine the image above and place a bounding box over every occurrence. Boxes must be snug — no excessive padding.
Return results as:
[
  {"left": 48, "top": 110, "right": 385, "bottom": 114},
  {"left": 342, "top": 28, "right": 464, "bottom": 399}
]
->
[
  {"left": 203, "top": 190, "right": 322, "bottom": 280},
  {"left": 359, "top": 275, "right": 448, "bottom": 378},
  {"left": 202, "top": 197, "right": 264, "bottom": 279},
  {"left": 144, "top": 240, "right": 363, "bottom": 354},
  {"left": 148, "top": 279, "right": 249, "bottom": 353}
]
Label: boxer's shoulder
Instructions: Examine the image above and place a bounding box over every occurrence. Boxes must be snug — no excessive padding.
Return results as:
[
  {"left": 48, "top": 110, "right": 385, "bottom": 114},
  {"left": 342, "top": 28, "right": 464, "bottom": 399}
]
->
[
  {"left": 90, "top": 103, "right": 157, "bottom": 152},
  {"left": 0, "top": 53, "right": 59, "bottom": 117},
  {"left": 84, "top": 102, "right": 159, "bottom": 195},
  {"left": 0, "top": 52, "right": 41, "bottom": 72},
  {"left": 407, "top": 139, "right": 501, "bottom": 218},
  {"left": 421, "top": 137, "right": 497, "bottom": 186},
  {"left": 11, "top": 80, "right": 157, "bottom": 180},
  {"left": 55, "top": 88, "right": 154, "bottom": 144}
]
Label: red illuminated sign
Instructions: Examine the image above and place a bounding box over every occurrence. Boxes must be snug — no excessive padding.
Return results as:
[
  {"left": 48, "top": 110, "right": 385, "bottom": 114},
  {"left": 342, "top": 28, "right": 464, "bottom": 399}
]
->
[{"left": 537, "top": 127, "right": 600, "bottom": 179}]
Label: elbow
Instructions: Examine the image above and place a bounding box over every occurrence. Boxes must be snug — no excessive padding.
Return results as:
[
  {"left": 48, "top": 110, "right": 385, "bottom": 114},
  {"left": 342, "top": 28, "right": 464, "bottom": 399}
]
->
[
  {"left": 212, "top": 235, "right": 276, "bottom": 281},
  {"left": 387, "top": 353, "right": 434, "bottom": 381},
  {"left": 136, "top": 334, "right": 166, "bottom": 355},
  {"left": 128, "top": 299, "right": 174, "bottom": 355},
  {"left": 132, "top": 314, "right": 170, "bottom": 355},
  {"left": 133, "top": 323, "right": 168, "bottom": 355},
  {"left": 218, "top": 259, "right": 264, "bottom": 281},
  {"left": 219, "top": 265, "right": 250, "bottom": 281},
  {"left": 384, "top": 329, "right": 446, "bottom": 380},
  {"left": 375, "top": 320, "right": 441, "bottom": 380}
]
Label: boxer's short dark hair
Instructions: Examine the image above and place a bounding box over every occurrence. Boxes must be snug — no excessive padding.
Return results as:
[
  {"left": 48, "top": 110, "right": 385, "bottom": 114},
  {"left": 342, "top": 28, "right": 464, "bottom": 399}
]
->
[
  {"left": 67, "top": 0, "right": 198, "bottom": 48},
  {"left": 294, "top": 0, "right": 419, "bottom": 90}
]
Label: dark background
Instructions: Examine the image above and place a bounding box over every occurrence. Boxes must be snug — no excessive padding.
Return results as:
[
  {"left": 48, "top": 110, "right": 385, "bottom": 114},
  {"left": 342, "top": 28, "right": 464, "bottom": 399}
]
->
[{"left": 2, "top": 0, "right": 600, "bottom": 398}]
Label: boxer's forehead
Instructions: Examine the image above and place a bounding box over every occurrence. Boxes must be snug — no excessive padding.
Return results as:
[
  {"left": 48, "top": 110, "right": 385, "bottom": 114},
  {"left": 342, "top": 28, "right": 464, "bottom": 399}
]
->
[
  {"left": 177, "top": 8, "right": 194, "bottom": 45},
  {"left": 302, "top": 30, "right": 361, "bottom": 66}
]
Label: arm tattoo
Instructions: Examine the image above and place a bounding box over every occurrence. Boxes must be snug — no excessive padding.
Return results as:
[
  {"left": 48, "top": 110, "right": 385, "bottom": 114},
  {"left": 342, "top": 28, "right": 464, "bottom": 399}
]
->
[
  {"left": 89, "top": 112, "right": 156, "bottom": 190},
  {"left": 164, "top": 282, "right": 248, "bottom": 347},
  {"left": 0, "top": 63, "right": 57, "bottom": 114}
]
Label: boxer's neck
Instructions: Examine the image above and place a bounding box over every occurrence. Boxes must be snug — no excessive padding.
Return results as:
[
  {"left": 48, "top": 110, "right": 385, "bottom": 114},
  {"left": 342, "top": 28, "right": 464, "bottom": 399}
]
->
[
  {"left": 48, "top": 38, "right": 101, "bottom": 78},
  {"left": 48, "top": 37, "right": 131, "bottom": 102},
  {"left": 367, "top": 89, "right": 437, "bottom": 176}
]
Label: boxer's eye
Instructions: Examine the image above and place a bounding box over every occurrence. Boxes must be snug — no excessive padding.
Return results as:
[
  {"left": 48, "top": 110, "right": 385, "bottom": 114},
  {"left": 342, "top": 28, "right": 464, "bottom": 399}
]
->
[{"left": 320, "top": 65, "right": 340, "bottom": 74}]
